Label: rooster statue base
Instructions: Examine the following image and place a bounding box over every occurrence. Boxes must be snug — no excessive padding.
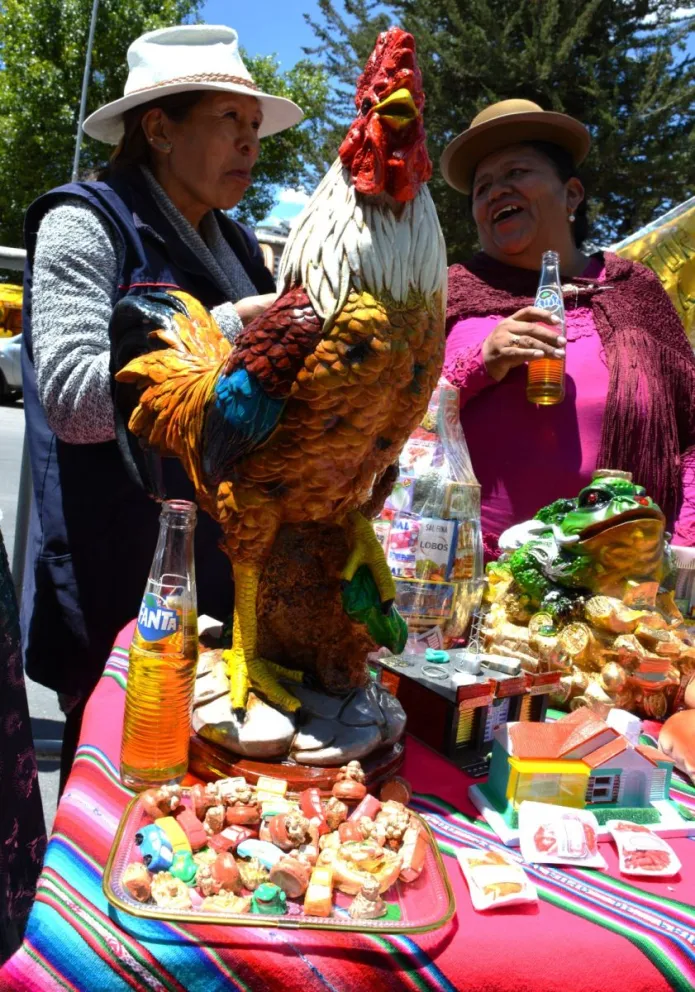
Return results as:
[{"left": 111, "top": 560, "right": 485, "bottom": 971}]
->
[
  {"left": 190, "top": 522, "right": 408, "bottom": 780},
  {"left": 115, "top": 29, "right": 447, "bottom": 784}
]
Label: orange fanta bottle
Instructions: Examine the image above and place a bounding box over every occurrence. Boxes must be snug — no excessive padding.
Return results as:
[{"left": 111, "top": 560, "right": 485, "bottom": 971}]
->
[
  {"left": 120, "top": 500, "right": 198, "bottom": 791},
  {"left": 527, "top": 250, "right": 566, "bottom": 406}
]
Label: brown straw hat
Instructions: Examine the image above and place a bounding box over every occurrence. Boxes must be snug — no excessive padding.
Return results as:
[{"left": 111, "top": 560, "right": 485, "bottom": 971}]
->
[{"left": 440, "top": 99, "right": 591, "bottom": 194}]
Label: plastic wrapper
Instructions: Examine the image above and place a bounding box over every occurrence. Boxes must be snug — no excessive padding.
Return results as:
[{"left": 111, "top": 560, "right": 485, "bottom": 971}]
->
[
  {"left": 671, "top": 545, "right": 695, "bottom": 620},
  {"left": 607, "top": 820, "right": 681, "bottom": 877},
  {"left": 457, "top": 847, "right": 537, "bottom": 911},
  {"left": 376, "top": 378, "right": 484, "bottom": 645},
  {"left": 518, "top": 802, "right": 607, "bottom": 869}
]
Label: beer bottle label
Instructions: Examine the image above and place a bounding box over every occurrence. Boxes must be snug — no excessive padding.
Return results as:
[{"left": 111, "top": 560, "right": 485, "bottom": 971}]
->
[{"left": 137, "top": 584, "right": 183, "bottom": 642}]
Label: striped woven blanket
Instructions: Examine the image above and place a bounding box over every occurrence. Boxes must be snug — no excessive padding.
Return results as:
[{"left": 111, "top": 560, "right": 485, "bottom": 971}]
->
[{"left": 1, "top": 626, "right": 694, "bottom": 992}]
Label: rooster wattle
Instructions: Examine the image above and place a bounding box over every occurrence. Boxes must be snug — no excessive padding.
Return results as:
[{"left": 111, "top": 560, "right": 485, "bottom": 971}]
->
[{"left": 116, "top": 28, "right": 447, "bottom": 713}]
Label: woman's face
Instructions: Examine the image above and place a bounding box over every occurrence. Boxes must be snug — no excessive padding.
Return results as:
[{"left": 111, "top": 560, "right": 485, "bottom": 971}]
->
[
  {"left": 471, "top": 144, "right": 583, "bottom": 264},
  {"left": 145, "top": 91, "right": 262, "bottom": 216}
]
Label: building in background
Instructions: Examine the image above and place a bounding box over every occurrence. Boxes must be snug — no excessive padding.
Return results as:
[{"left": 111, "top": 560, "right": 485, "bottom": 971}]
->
[{"left": 255, "top": 219, "right": 290, "bottom": 283}]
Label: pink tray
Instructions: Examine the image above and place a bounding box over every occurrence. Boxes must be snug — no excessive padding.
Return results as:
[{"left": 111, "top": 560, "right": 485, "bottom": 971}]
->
[{"left": 103, "top": 790, "right": 455, "bottom": 934}]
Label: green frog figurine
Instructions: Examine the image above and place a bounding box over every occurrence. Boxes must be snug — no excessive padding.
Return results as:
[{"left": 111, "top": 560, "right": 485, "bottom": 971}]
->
[
  {"left": 484, "top": 471, "right": 695, "bottom": 769},
  {"left": 251, "top": 882, "right": 288, "bottom": 915},
  {"left": 483, "top": 470, "right": 694, "bottom": 721},
  {"left": 490, "top": 471, "right": 671, "bottom": 620}
]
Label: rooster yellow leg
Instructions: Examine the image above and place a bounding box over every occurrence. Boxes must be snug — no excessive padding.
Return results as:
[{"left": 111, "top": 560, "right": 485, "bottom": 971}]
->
[
  {"left": 222, "top": 561, "right": 304, "bottom": 714},
  {"left": 341, "top": 510, "right": 396, "bottom": 609}
]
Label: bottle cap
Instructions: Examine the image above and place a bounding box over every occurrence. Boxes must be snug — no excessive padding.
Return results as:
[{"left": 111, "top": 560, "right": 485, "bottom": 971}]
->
[
  {"left": 163, "top": 499, "right": 197, "bottom": 515},
  {"left": 161, "top": 499, "right": 197, "bottom": 526}
]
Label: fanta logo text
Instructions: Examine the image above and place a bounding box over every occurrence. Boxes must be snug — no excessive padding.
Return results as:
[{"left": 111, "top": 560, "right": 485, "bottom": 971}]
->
[
  {"left": 536, "top": 288, "right": 562, "bottom": 311},
  {"left": 139, "top": 605, "right": 178, "bottom": 631},
  {"left": 137, "top": 592, "right": 181, "bottom": 641}
]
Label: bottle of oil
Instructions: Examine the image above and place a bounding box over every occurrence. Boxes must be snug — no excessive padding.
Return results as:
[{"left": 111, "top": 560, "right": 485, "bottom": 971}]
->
[
  {"left": 526, "top": 250, "right": 566, "bottom": 405},
  {"left": 121, "top": 500, "right": 198, "bottom": 791}
]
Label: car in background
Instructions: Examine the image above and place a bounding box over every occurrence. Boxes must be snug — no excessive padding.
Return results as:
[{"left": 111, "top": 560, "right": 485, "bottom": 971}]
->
[{"left": 0, "top": 333, "right": 22, "bottom": 401}]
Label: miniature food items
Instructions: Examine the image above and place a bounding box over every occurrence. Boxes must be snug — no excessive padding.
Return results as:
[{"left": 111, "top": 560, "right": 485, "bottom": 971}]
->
[
  {"left": 121, "top": 773, "right": 433, "bottom": 924},
  {"left": 457, "top": 848, "right": 537, "bottom": 910},
  {"left": 607, "top": 820, "right": 681, "bottom": 877},
  {"left": 519, "top": 802, "right": 607, "bottom": 869},
  {"left": 123, "top": 862, "right": 153, "bottom": 902},
  {"left": 150, "top": 872, "right": 192, "bottom": 910}
]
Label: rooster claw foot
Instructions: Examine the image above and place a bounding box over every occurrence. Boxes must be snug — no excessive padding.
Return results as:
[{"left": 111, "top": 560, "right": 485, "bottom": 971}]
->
[
  {"left": 222, "top": 649, "right": 302, "bottom": 715},
  {"left": 341, "top": 511, "right": 397, "bottom": 606}
]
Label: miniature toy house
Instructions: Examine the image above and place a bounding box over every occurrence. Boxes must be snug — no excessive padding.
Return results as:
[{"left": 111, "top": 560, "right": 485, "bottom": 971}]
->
[
  {"left": 369, "top": 652, "right": 560, "bottom": 771},
  {"left": 482, "top": 707, "right": 675, "bottom": 817}
]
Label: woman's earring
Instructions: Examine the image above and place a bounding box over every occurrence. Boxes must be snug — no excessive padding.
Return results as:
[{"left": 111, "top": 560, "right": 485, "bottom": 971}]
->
[{"left": 569, "top": 213, "right": 576, "bottom": 223}]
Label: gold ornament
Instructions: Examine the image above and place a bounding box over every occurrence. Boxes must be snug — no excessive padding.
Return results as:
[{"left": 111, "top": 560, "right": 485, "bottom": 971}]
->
[
  {"left": 614, "top": 196, "right": 695, "bottom": 347},
  {"left": 600, "top": 661, "right": 627, "bottom": 694}
]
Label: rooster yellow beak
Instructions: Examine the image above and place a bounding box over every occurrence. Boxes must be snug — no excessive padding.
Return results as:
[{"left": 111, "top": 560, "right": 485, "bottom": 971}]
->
[{"left": 374, "top": 88, "right": 419, "bottom": 129}]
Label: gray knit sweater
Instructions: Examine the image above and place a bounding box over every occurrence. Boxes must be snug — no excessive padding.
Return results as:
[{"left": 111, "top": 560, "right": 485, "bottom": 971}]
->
[{"left": 32, "top": 168, "right": 258, "bottom": 444}]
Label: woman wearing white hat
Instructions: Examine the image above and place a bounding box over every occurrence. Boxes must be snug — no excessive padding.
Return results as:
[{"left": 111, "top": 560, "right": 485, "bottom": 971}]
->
[{"left": 20, "top": 25, "right": 303, "bottom": 789}]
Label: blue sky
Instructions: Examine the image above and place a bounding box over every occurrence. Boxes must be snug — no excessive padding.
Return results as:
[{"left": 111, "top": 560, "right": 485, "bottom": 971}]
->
[{"left": 200, "top": 1, "right": 322, "bottom": 69}]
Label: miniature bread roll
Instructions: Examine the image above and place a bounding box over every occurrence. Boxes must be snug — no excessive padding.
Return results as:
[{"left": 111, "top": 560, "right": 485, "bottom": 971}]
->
[
  {"left": 150, "top": 872, "right": 192, "bottom": 910},
  {"left": 123, "top": 862, "right": 153, "bottom": 902}
]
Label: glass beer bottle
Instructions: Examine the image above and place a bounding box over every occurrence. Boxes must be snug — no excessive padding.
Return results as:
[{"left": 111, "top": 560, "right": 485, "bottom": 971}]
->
[
  {"left": 121, "top": 500, "right": 199, "bottom": 791},
  {"left": 526, "top": 250, "right": 566, "bottom": 405}
]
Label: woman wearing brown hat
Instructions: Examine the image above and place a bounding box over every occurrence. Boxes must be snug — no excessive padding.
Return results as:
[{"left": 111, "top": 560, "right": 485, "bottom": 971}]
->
[{"left": 440, "top": 99, "right": 695, "bottom": 559}]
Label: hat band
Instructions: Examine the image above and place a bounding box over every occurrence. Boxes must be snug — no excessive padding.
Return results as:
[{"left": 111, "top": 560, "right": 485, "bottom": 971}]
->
[{"left": 127, "top": 72, "right": 260, "bottom": 95}]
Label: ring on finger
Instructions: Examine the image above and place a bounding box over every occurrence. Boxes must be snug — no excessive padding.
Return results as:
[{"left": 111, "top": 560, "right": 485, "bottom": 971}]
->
[{"left": 509, "top": 333, "right": 520, "bottom": 347}]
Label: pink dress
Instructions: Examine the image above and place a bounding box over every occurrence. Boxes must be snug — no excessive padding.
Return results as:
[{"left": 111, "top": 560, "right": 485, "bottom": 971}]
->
[{"left": 444, "top": 259, "right": 695, "bottom": 552}]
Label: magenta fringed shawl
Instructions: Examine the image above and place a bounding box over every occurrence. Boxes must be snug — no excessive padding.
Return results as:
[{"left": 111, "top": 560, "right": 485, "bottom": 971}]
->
[{"left": 446, "top": 252, "right": 695, "bottom": 527}]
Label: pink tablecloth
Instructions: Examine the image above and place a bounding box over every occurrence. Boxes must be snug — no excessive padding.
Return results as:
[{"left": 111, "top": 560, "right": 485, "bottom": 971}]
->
[{"left": 2, "top": 622, "right": 695, "bottom": 992}]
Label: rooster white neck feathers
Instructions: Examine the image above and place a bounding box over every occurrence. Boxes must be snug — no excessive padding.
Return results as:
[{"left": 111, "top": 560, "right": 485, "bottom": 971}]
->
[{"left": 278, "top": 158, "right": 447, "bottom": 324}]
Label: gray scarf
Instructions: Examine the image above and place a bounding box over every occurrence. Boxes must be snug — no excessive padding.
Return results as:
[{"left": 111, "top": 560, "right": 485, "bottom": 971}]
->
[{"left": 141, "top": 166, "right": 257, "bottom": 303}]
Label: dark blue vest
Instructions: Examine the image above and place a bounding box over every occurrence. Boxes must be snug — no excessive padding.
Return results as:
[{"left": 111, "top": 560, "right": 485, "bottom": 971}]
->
[{"left": 21, "top": 168, "right": 275, "bottom": 696}]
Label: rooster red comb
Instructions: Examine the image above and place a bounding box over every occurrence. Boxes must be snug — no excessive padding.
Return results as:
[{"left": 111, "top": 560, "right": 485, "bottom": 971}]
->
[
  {"left": 339, "top": 28, "right": 431, "bottom": 202},
  {"left": 354, "top": 27, "right": 425, "bottom": 116}
]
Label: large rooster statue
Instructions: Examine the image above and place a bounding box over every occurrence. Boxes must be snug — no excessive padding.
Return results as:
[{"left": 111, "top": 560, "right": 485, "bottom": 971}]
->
[{"left": 116, "top": 28, "right": 447, "bottom": 714}]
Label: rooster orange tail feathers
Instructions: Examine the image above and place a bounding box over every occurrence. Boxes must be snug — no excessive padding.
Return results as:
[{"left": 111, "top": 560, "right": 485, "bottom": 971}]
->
[{"left": 115, "top": 291, "right": 230, "bottom": 490}]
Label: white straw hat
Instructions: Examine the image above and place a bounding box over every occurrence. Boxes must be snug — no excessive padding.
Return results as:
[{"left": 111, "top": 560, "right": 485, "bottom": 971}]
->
[{"left": 83, "top": 24, "right": 304, "bottom": 143}]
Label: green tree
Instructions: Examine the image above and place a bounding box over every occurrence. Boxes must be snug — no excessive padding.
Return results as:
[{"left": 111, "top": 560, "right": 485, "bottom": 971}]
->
[
  {"left": 234, "top": 52, "right": 329, "bottom": 225},
  {"left": 0, "top": 0, "right": 328, "bottom": 248},
  {"left": 306, "top": 0, "right": 695, "bottom": 261}
]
